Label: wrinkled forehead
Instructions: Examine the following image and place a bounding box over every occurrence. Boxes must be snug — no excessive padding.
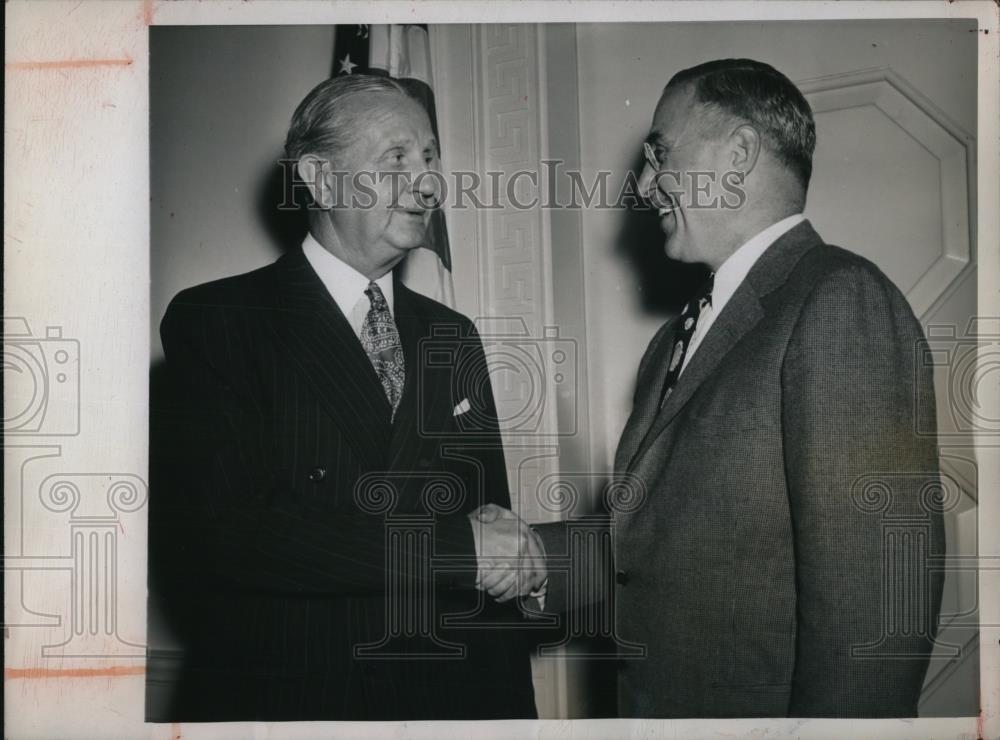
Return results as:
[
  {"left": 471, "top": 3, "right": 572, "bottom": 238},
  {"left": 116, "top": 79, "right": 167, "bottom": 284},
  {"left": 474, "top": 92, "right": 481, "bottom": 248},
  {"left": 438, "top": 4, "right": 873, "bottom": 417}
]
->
[
  {"left": 649, "top": 83, "right": 698, "bottom": 140},
  {"left": 351, "top": 91, "right": 433, "bottom": 143}
]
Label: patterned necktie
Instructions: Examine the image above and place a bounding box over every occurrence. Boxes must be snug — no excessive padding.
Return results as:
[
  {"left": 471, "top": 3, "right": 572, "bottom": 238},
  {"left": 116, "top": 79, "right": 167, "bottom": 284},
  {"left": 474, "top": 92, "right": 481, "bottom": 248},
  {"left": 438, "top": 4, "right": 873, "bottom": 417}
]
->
[
  {"left": 360, "top": 282, "right": 405, "bottom": 418},
  {"left": 659, "top": 274, "right": 715, "bottom": 408}
]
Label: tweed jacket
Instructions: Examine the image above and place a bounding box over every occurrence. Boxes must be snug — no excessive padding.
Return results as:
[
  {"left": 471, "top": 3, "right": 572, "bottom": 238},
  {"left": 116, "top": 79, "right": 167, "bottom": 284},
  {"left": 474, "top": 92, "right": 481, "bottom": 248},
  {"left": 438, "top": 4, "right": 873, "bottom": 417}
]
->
[{"left": 537, "top": 220, "right": 943, "bottom": 718}]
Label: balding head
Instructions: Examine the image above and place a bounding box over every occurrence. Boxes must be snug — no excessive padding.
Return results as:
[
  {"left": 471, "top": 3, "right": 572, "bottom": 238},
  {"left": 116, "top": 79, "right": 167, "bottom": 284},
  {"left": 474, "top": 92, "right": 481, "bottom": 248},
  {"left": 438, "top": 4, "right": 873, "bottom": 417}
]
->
[{"left": 664, "top": 58, "right": 816, "bottom": 191}]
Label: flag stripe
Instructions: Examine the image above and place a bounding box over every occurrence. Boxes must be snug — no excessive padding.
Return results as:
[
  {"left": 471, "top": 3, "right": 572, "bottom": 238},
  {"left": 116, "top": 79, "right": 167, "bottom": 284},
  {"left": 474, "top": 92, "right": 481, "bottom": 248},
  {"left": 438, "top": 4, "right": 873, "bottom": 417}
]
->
[{"left": 369, "top": 25, "right": 432, "bottom": 85}]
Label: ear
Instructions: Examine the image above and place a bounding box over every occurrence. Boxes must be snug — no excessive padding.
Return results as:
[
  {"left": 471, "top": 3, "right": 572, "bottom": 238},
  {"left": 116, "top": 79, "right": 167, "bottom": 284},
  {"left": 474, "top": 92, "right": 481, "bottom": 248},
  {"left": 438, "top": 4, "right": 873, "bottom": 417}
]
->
[
  {"left": 297, "top": 154, "right": 335, "bottom": 209},
  {"left": 729, "top": 124, "right": 761, "bottom": 176}
]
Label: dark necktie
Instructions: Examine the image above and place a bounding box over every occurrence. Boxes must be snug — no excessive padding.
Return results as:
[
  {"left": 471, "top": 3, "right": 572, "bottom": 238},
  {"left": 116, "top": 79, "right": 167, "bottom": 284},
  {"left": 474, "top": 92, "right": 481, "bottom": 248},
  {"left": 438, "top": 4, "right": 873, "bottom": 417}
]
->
[
  {"left": 360, "top": 282, "right": 405, "bottom": 418},
  {"left": 659, "top": 274, "right": 715, "bottom": 408}
]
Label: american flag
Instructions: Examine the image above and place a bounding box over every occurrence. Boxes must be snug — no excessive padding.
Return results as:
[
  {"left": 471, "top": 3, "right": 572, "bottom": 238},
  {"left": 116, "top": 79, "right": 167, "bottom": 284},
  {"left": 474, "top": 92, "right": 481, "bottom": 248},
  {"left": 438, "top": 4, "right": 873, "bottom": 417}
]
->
[{"left": 334, "top": 24, "right": 455, "bottom": 308}]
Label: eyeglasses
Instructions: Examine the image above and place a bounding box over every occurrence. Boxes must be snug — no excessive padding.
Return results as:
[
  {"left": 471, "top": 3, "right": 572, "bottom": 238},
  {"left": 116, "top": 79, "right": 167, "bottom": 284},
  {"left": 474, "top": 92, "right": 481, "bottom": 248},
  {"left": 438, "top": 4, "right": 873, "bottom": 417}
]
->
[{"left": 643, "top": 142, "right": 661, "bottom": 171}]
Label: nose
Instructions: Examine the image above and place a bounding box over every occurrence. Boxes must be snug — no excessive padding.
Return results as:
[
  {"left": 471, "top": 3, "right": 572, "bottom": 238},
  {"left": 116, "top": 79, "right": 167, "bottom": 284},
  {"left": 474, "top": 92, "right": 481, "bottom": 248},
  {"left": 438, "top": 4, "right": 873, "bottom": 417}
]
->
[
  {"left": 416, "top": 167, "right": 437, "bottom": 195},
  {"left": 637, "top": 162, "right": 656, "bottom": 200},
  {"left": 411, "top": 158, "right": 440, "bottom": 206}
]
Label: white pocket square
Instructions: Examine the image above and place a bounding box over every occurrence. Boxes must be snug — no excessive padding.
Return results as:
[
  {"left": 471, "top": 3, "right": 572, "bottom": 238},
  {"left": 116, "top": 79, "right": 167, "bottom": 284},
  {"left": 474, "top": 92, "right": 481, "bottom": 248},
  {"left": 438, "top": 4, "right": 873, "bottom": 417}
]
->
[{"left": 453, "top": 398, "right": 471, "bottom": 416}]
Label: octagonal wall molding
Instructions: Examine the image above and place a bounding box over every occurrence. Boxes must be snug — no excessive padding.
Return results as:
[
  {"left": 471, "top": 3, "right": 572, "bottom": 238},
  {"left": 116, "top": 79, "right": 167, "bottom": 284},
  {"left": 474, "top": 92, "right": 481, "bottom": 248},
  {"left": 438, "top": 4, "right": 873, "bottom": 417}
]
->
[{"left": 797, "top": 66, "right": 975, "bottom": 319}]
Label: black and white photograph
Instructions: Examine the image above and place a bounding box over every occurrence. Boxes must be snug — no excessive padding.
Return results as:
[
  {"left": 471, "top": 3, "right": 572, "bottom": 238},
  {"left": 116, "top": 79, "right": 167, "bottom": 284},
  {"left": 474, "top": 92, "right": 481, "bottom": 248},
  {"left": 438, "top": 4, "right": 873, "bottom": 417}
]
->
[{"left": 4, "top": 2, "right": 998, "bottom": 738}]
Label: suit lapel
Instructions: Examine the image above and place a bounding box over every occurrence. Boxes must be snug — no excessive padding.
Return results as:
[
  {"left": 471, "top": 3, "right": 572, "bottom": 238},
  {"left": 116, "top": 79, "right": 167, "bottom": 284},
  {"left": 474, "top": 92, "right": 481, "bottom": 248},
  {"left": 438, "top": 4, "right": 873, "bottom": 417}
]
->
[
  {"left": 266, "top": 248, "right": 392, "bottom": 469},
  {"left": 385, "top": 282, "right": 450, "bottom": 473},
  {"left": 626, "top": 287, "right": 764, "bottom": 471},
  {"left": 625, "top": 220, "right": 822, "bottom": 472},
  {"left": 614, "top": 324, "right": 677, "bottom": 473}
]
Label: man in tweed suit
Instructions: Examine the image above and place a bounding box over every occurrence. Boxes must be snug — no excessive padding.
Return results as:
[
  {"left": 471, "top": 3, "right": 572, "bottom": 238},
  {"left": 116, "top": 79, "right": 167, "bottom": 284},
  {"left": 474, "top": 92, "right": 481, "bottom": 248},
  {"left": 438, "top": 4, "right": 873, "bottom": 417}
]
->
[
  {"left": 484, "top": 58, "right": 944, "bottom": 717},
  {"left": 147, "top": 75, "right": 546, "bottom": 721}
]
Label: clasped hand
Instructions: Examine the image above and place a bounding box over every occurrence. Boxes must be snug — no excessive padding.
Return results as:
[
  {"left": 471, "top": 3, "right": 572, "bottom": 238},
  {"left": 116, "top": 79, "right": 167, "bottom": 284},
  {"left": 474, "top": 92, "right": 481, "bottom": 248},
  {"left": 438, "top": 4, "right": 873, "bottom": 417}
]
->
[{"left": 468, "top": 503, "right": 547, "bottom": 603}]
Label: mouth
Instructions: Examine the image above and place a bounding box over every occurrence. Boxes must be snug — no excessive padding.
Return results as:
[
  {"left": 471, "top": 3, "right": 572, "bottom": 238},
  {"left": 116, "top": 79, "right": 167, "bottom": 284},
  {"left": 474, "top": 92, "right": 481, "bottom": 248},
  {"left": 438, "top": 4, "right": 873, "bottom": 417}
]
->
[
  {"left": 393, "top": 207, "right": 427, "bottom": 220},
  {"left": 652, "top": 190, "right": 678, "bottom": 223},
  {"left": 657, "top": 202, "right": 678, "bottom": 233}
]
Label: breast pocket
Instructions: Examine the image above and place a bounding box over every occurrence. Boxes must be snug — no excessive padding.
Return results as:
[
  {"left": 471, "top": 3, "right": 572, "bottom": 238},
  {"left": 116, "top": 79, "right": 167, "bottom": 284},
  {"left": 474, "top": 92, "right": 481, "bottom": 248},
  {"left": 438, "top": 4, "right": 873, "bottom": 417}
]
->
[{"left": 687, "top": 403, "right": 776, "bottom": 434}]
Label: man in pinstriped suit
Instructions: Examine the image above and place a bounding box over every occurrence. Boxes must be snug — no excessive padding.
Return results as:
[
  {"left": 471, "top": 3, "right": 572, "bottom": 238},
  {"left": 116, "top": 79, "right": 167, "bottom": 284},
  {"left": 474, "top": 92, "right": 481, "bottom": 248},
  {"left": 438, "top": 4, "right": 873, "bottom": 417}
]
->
[{"left": 147, "top": 74, "right": 546, "bottom": 721}]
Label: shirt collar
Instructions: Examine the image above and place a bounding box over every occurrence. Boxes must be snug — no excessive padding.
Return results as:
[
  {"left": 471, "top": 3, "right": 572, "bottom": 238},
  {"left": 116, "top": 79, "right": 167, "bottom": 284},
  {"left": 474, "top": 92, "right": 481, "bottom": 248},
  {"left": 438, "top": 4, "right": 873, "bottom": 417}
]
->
[
  {"left": 301, "top": 231, "right": 394, "bottom": 318},
  {"left": 712, "top": 213, "right": 805, "bottom": 312}
]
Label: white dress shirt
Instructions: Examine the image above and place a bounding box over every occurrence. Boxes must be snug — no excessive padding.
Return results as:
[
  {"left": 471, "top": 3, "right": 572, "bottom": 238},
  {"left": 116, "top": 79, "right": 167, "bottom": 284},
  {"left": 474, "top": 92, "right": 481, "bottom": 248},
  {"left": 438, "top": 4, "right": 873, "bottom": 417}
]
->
[
  {"left": 680, "top": 214, "right": 805, "bottom": 374},
  {"left": 302, "top": 232, "right": 394, "bottom": 339}
]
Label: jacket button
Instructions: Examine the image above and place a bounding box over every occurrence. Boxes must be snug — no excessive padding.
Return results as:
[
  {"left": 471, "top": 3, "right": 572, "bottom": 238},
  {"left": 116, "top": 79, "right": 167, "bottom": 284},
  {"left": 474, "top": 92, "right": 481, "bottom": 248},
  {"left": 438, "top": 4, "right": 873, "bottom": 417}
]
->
[
  {"left": 615, "top": 570, "right": 629, "bottom": 586},
  {"left": 307, "top": 467, "right": 326, "bottom": 483}
]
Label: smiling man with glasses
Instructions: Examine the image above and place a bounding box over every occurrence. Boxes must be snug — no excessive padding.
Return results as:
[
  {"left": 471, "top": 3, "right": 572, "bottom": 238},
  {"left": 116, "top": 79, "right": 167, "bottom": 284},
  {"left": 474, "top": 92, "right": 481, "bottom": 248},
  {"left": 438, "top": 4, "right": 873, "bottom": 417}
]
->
[{"left": 501, "top": 57, "right": 946, "bottom": 719}]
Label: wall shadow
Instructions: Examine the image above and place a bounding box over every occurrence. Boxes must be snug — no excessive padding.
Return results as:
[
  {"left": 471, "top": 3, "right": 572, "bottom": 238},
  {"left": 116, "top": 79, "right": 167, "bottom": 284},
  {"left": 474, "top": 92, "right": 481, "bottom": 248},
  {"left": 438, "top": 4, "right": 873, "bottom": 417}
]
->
[
  {"left": 255, "top": 154, "right": 309, "bottom": 255},
  {"left": 146, "top": 357, "right": 188, "bottom": 720},
  {"left": 613, "top": 150, "right": 711, "bottom": 316}
]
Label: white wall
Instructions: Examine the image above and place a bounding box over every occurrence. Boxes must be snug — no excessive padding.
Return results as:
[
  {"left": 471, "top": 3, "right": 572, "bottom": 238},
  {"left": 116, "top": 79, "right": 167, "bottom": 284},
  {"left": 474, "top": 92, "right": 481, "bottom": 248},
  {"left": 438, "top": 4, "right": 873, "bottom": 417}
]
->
[
  {"left": 574, "top": 19, "right": 978, "bottom": 473},
  {"left": 150, "top": 26, "right": 336, "bottom": 361}
]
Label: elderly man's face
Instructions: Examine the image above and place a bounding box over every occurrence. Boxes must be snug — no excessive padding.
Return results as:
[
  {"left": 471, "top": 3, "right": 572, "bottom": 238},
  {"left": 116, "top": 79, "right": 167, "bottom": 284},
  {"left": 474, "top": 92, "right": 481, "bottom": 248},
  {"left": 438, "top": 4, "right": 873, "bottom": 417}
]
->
[
  {"left": 328, "top": 92, "right": 440, "bottom": 274},
  {"left": 638, "top": 84, "right": 732, "bottom": 266}
]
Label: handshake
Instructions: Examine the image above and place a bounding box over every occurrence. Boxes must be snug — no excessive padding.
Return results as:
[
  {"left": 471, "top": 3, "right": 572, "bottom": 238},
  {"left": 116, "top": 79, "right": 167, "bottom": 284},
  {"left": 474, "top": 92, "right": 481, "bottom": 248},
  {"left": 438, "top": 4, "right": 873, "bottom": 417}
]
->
[{"left": 467, "top": 503, "right": 547, "bottom": 603}]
